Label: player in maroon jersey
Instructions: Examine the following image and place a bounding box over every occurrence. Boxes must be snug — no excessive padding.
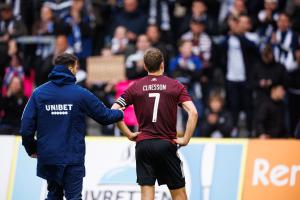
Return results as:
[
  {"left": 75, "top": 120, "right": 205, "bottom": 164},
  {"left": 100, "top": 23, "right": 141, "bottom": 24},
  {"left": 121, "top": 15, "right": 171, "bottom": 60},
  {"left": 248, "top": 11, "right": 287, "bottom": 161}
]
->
[{"left": 112, "top": 48, "right": 198, "bottom": 200}]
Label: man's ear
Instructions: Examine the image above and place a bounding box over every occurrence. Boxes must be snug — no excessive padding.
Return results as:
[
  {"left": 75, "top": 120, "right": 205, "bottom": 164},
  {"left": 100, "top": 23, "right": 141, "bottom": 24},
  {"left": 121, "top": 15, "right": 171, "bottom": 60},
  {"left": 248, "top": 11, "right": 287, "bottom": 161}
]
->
[{"left": 68, "top": 64, "right": 75, "bottom": 74}]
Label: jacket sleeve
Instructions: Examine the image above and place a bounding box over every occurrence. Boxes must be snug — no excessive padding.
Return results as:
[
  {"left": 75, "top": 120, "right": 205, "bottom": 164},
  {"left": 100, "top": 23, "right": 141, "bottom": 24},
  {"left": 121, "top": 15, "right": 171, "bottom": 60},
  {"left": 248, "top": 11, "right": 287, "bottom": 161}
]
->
[
  {"left": 20, "top": 94, "right": 37, "bottom": 156},
  {"left": 81, "top": 88, "right": 124, "bottom": 125}
]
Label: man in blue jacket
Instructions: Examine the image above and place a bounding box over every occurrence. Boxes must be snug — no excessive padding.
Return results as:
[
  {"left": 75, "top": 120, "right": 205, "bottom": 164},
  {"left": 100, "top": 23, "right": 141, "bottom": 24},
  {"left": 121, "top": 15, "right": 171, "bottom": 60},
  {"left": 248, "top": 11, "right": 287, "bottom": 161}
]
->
[{"left": 20, "top": 53, "right": 125, "bottom": 200}]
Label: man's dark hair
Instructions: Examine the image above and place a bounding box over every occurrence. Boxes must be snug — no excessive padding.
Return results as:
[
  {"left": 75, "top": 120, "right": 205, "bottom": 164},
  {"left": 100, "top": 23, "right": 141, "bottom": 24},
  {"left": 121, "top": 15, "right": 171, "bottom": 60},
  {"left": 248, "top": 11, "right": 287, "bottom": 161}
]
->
[
  {"left": 54, "top": 53, "right": 78, "bottom": 67},
  {"left": 143, "top": 48, "right": 164, "bottom": 72}
]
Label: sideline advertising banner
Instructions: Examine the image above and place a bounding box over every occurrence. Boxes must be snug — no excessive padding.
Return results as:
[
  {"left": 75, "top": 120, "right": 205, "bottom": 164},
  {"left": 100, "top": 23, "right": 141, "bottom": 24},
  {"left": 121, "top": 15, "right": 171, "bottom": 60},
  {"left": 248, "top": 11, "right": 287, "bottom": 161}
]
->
[
  {"left": 83, "top": 139, "right": 246, "bottom": 200},
  {"left": 242, "top": 140, "right": 300, "bottom": 200},
  {"left": 3, "top": 136, "right": 300, "bottom": 200},
  {"left": 6, "top": 137, "right": 247, "bottom": 200},
  {"left": 0, "top": 136, "right": 15, "bottom": 200}
]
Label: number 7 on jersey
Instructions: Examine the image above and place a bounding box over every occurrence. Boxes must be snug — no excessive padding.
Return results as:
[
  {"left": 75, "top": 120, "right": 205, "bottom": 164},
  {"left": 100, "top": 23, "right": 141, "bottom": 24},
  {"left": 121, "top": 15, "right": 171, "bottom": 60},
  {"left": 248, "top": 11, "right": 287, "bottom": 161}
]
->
[{"left": 149, "top": 93, "right": 160, "bottom": 122}]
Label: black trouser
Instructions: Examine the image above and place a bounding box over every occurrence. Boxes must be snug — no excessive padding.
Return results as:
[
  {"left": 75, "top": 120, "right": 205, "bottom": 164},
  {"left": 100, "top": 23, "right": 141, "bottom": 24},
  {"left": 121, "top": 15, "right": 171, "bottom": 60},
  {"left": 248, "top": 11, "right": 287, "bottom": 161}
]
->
[
  {"left": 288, "top": 92, "right": 300, "bottom": 135},
  {"left": 226, "top": 81, "right": 253, "bottom": 135},
  {"left": 38, "top": 164, "right": 84, "bottom": 200}
]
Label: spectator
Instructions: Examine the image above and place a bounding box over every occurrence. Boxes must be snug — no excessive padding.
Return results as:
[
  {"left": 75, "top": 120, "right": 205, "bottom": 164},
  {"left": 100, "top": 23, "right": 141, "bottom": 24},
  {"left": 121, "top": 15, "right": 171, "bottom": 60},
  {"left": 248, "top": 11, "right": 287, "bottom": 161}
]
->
[
  {"left": 0, "top": 4, "right": 27, "bottom": 75},
  {"left": 272, "top": 12, "right": 299, "bottom": 72},
  {"left": 36, "top": 35, "right": 73, "bottom": 86},
  {"left": 179, "top": 0, "right": 217, "bottom": 36},
  {"left": 2, "top": 54, "right": 25, "bottom": 96},
  {"left": 43, "top": 0, "right": 72, "bottom": 19},
  {"left": 220, "top": 16, "right": 258, "bottom": 136},
  {"left": 255, "top": 84, "right": 287, "bottom": 138},
  {"left": 181, "top": 16, "right": 213, "bottom": 102},
  {"left": 125, "top": 34, "right": 150, "bottom": 80},
  {"left": 286, "top": 0, "right": 300, "bottom": 34},
  {"left": 111, "top": 26, "right": 129, "bottom": 55},
  {"left": 181, "top": 17, "right": 212, "bottom": 66},
  {"left": 287, "top": 49, "right": 300, "bottom": 134},
  {"left": 219, "top": 0, "right": 247, "bottom": 26},
  {"left": 89, "top": 0, "right": 115, "bottom": 53},
  {"left": 257, "top": 0, "right": 279, "bottom": 44},
  {"left": 239, "top": 14, "right": 260, "bottom": 45},
  {"left": 0, "top": 4, "right": 27, "bottom": 38},
  {"left": 0, "top": 76, "right": 27, "bottom": 135},
  {"left": 295, "top": 119, "right": 300, "bottom": 139},
  {"left": 0, "top": 39, "right": 18, "bottom": 88},
  {"left": 33, "top": 5, "right": 66, "bottom": 60},
  {"left": 64, "top": 0, "right": 92, "bottom": 69},
  {"left": 110, "top": 0, "right": 147, "bottom": 42},
  {"left": 169, "top": 40, "right": 202, "bottom": 89},
  {"left": 2, "top": 51, "right": 34, "bottom": 99},
  {"left": 32, "top": 4, "right": 65, "bottom": 36},
  {"left": 146, "top": 0, "right": 175, "bottom": 44},
  {"left": 219, "top": 0, "right": 248, "bottom": 34},
  {"left": 252, "top": 45, "right": 287, "bottom": 109},
  {"left": 147, "top": 0, "right": 174, "bottom": 32},
  {"left": 218, "top": 0, "right": 235, "bottom": 25},
  {"left": 169, "top": 40, "right": 202, "bottom": 136},
  {"left": 146, "top": 24, "right": 174, "bottom": 73},
  {"left": 228, "top": 0, "right": 247, "bottom": 19},
  {"left": 202, "top": 94, "right": 233, "bottom": 138}
]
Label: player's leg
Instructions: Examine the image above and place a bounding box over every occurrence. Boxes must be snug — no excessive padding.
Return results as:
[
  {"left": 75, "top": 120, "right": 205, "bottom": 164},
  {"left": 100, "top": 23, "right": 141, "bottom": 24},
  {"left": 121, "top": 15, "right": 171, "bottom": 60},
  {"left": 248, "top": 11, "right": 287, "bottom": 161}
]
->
[
  {"left": 46, "top": 180, "right": 64, "bottom": 200},
  {"left": 169, "top": 187, "right": 187, "bottom": 200},
  {"left": 136, "top": 140, "right": 156, "bottom": 200},
  {"left": 141, "top": 185, "right": 155, "bottom": 200},
  {"left": 153, "top": 140, "right": 186, "bottom": 199},
  {"left": 63, "top": 165, "right": 84, "bottom": 200}
]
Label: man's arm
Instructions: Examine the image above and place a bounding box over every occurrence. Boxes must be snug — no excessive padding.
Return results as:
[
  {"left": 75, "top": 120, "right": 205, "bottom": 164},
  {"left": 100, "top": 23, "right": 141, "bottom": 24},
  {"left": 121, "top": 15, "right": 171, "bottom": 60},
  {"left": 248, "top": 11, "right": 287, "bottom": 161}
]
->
[
  {"left": 111, "top": 103, "right": 138, "bottom": 141},
  {"left": 81, "top": 88, "right": 124, "bottom": 125},
  {"left": 174, "top": 101, "right": 198, "bottom": 146},
  {"left": 20, "top": 95, "right": 37, "bottom": 157}
]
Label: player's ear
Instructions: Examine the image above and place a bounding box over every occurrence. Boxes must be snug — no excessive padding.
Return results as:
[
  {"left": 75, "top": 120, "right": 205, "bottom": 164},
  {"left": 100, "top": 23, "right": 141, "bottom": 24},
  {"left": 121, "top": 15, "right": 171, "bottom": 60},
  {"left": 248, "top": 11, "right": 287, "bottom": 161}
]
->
[
  {"left": 143, "top": 63, "right": 148, "bottom": 72},
  {"left": 160, "top": 62, "right": 164, "bottom": 71}
]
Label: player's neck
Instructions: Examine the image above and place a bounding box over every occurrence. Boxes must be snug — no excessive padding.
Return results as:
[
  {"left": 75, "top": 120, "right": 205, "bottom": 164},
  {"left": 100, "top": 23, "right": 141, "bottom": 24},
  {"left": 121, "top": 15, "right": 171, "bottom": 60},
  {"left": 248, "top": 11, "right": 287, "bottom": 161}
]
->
[{"left": 148, "top": 70, "right": 163, "bottom": 76}]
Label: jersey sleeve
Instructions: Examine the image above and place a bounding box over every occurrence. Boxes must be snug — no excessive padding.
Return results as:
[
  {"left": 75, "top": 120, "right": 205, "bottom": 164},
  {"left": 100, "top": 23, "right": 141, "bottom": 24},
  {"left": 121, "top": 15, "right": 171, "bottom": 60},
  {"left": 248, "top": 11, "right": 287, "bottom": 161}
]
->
[
  {"left": 115, "top": 83, "right": 135, "bottom": 107},
  {"left": 178, "top": 82, "right": 192, "bottom": 105}
]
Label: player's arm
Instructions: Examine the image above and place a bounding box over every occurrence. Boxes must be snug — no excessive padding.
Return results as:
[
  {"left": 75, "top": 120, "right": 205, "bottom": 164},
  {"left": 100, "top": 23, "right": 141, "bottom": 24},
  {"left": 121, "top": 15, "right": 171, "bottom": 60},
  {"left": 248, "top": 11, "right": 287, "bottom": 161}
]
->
[
  {"left": 174, "top": 101, "right": 198, "bottom": 146},
  {"left": 111, "top": 103, "right": 138, "bottom": 141}
]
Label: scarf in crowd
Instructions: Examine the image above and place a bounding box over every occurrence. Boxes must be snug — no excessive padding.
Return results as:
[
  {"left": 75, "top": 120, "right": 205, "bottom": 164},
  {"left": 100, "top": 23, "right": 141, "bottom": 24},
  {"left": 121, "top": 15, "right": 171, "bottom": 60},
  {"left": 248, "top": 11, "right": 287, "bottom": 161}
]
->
[
  {"left": 65, "top": 16, "right": 82, "bottom": 54},
  {"left": 3, "top": 66, "right": 24, "bottom": 87},
  {"left": 273, "top": 29, "right": 297, "bottom": 72},
  {"left": 148, "top": 0, "right": 172, "bottom": 31}
]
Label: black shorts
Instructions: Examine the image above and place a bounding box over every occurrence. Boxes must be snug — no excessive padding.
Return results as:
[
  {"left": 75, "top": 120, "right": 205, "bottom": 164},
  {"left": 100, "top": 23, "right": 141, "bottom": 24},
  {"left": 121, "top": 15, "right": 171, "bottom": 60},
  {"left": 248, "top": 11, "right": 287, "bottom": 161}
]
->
[{"left": 135, "top": 139, "right": 185, "bottom": 190}]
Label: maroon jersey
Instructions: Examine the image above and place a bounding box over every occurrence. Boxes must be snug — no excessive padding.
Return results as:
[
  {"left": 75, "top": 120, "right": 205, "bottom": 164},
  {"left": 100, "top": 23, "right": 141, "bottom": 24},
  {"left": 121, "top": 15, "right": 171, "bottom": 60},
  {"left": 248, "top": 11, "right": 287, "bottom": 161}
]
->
[{"left": 116, "top": 75, "right": 191, "bottom": 143}]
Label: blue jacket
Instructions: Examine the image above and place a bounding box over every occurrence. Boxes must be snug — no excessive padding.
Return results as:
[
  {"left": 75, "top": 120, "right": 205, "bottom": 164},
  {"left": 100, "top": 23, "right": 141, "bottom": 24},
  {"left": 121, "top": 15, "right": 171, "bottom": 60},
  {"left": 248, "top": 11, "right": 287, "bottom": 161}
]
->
[{"left": 20, "top": 65, "right": 123, "bottom": 165}]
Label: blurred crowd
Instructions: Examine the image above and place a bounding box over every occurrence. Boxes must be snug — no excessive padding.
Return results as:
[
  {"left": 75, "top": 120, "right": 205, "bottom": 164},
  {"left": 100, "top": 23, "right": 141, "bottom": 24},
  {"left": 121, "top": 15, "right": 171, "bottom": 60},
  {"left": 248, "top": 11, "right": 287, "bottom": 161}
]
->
[{"left": 1, "top": 0, "right": 300, "bottom": 139}]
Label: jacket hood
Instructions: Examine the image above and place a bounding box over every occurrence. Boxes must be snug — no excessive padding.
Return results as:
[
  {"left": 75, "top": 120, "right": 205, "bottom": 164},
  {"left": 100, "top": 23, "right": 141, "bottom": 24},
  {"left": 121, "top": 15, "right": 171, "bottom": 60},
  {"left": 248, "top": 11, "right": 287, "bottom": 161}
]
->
[{"left": 48, "top": 65, "right": 76, "bottom": 86}]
